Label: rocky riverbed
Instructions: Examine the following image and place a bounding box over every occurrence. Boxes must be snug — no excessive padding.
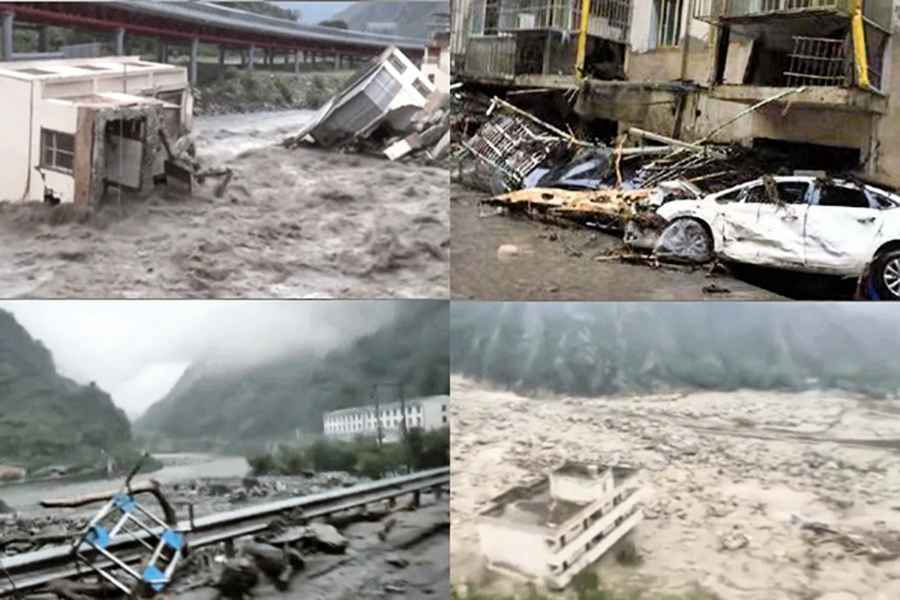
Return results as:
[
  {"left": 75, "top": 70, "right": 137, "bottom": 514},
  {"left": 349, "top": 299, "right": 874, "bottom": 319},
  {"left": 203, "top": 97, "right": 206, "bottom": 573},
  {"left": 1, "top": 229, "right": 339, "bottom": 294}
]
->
[{"left": 450, "top": 376, "right": 900, "bottom": 600}]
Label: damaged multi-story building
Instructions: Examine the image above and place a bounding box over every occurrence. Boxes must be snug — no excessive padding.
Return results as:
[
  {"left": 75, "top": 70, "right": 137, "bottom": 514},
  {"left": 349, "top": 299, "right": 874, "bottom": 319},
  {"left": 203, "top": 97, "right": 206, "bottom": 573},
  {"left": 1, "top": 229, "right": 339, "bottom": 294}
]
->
[
  {"left": 477, "top": 462, "right": 643, "bottom": 590},
  {"left": 455, "top": 0, "right": 900, "bottom": 187},
  {"left": 0, "top": 56, "right": 191, "bottom": 206}
]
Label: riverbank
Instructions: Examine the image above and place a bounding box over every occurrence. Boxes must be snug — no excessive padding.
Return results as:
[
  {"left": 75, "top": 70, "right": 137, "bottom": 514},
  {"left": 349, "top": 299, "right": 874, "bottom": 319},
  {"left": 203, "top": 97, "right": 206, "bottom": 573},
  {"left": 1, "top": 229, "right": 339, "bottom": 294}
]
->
[{"left": 193, "top": 69, "right": 352, "bottom": 116}]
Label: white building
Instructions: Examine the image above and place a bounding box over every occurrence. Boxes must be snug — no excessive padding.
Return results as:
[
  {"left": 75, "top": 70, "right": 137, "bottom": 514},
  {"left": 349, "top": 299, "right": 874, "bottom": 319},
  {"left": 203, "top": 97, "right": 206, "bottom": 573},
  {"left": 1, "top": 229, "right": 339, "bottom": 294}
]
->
[
  {"left": 422, "top": 30, "right": 451, "bottom": 93},
  {"left": 322, "top": 395, "right": 449, "bottom": 442},
  {"left": 0, "top": 56, "right": 191, "bottom": 206},
  {"left": 478, "top": 462, "right": 643, "bottom": 590}
]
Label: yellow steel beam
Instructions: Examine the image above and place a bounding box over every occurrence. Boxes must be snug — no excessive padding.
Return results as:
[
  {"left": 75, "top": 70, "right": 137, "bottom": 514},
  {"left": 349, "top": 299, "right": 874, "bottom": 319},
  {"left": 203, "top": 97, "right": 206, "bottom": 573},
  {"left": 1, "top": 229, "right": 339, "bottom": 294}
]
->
[
  {"left": 575, "top": 0, "right": 592, "bottom": 79},
  {"left": 851, "top": 0, "right": 870, "bottom": 89}
]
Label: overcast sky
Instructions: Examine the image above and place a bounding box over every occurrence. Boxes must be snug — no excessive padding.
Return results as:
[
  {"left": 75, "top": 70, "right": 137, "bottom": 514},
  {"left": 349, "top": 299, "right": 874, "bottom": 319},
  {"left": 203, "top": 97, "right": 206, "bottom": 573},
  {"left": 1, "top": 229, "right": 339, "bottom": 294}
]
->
[
  {"left": 0, "top": 301, "right": 401, "bottom": 419},
  {"left": 277, "top": 2, "right": 355, "bottom": 23}
]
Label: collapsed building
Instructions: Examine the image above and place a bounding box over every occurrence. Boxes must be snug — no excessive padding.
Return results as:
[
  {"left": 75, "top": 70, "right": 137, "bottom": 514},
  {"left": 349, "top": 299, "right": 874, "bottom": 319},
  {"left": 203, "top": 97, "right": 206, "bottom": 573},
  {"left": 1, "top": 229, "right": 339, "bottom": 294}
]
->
[
  {"left": 454, "top": 0, "right": 900, "bottom": 188},
  {"left": 0, "top": 56, "right": 192, "bottom": 206},
  {"left": 477, "top": 462, "right": 643, "bottom": 590},
  {"left": 286, "top": 46, "right": 450, "bottom": 162}
]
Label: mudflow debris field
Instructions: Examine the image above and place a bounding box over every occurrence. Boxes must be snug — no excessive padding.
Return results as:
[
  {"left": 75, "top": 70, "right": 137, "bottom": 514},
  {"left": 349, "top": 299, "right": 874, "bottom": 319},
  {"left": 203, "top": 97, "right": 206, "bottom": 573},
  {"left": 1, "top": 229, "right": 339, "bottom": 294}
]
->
[
  {"left": 0, "top": 473, "right": 449, "bottom": 600},
  {"left": 0, "top": 111, "right": 449, "bottom": 298},
  {"left": 450, "top": 376, "right": 900, "bottom": 600}
]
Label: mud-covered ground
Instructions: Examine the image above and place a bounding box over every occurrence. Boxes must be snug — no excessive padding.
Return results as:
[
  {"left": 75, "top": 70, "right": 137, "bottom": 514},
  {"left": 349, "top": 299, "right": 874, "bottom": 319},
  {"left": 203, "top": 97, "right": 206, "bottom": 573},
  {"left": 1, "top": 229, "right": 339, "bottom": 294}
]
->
[
  {"left": 174, "top": 499, "right": 450, "bottom": 600},
  {"left": 0, "top": 113, "right": 449, "bottom": 299},
  {"left": 450, "top": 376, "right": 900, "bottom": 600},
  {"left": 451, "top": 184, "right": 864, "bottom": 301},
  {"left": 2, "top": 474, "right": 448, "bottom": 600}
]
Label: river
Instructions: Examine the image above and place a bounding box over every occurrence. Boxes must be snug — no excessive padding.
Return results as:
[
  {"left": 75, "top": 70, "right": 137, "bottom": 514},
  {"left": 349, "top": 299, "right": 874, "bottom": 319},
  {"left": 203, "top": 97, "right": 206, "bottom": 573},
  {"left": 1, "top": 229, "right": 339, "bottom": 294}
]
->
[{"left": 0, "top": 453, "right": 248, "bottom": 512}]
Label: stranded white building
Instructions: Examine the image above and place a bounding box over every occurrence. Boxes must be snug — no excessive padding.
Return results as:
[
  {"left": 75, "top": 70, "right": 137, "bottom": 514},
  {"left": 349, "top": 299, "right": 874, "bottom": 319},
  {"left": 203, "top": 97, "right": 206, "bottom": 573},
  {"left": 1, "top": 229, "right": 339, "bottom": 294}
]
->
[
  {"left": 478, "top": 461, "right": 643, "bottom": 590},
  {"left": 322, "top": 395, "right": 449, "bottom": 442},
  {"left": 0, "top": 56, "right": 191, "bottom": 206}
]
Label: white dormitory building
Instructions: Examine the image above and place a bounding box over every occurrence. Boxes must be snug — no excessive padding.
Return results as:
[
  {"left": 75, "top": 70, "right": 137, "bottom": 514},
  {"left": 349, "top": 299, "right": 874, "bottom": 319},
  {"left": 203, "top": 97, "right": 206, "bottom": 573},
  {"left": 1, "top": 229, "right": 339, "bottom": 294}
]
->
[
  {"left": 478, "top": 461, "right": 643, "bottom": 590},
  {"left": 322, "top": 395, "right": 449, "bottom": 442},
  {"left": 0, "top": 56, "right": 191, "bottom": 206}
]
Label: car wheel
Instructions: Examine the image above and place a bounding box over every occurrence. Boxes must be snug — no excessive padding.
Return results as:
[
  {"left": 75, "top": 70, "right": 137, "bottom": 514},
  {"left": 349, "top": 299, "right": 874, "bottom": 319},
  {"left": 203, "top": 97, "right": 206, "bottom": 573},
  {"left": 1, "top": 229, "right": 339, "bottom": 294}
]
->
[
  {"left": 873, "top": 249, "right": 900, "bottom": 300},
  {"left": 654, "top": 218, "right": 714, "bottom": 264}
]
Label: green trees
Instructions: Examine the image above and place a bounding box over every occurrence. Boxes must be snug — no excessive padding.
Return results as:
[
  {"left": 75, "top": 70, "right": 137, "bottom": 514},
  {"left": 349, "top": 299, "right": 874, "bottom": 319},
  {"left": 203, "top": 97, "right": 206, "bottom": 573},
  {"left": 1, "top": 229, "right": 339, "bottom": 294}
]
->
[{"left": 247, "top": 428, "right": 450, "bottom": 479}]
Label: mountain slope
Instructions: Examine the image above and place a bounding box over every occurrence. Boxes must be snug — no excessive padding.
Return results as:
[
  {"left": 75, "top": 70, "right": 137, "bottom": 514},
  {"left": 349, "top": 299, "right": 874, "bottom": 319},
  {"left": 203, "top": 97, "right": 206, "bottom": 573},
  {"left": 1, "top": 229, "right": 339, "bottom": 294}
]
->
[
  {"left": 0, "top": 309, "right": 133, "bottom": 472},
  {"left": 450, "top": 303, "right": 900, "bottom": 397},
  {"left": 136, "top": 301, "right": 449, "bottom": 441},
  {"left": 332, "top": 1, "right": 444, "bottom": 39}
]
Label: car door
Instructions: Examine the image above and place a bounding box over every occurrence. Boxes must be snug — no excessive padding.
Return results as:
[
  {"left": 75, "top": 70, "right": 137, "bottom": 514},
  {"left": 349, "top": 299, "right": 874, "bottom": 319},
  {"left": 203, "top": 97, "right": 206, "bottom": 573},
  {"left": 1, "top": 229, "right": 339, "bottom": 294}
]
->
[
  {"left": 718, "top": 179, "right": 810, "bottom": 269},
  {"left": 804, "top": 181, "right": 883, "bottom": 274}
]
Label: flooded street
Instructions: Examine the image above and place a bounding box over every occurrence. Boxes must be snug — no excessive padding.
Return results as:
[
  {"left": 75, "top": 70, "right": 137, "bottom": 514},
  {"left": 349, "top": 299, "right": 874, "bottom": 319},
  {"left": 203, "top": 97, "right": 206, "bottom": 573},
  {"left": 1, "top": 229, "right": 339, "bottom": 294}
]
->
[
  {"left": 450, "top": 376, "right": 900, "bottom": 600},
  {"left": 450, "top": 185, "right": 780, "bottom": 300},
  {"left": 0, "top": 110, "right": 449, "bottom": 299},
  {"left": 0, "top": 453, "right": 247, "bottom": 512}
]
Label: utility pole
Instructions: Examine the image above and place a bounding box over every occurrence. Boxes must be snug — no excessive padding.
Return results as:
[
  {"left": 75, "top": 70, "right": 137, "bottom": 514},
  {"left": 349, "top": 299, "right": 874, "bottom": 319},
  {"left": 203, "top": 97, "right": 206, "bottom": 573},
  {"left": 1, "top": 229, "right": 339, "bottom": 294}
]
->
[{"left": 372, "top": 385, "right": 382, "bottom": 448}]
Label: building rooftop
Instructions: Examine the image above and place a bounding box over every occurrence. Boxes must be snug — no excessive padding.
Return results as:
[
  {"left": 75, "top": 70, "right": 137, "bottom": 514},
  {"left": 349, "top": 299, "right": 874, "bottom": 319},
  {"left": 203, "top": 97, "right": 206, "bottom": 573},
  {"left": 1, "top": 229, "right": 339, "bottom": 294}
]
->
[
  {"left": 481, "top": 463, "right": 640, "bottom": 530},
  {"left": 50, "top": 92, "right": 179, "bottom": 108},
  {"left": 482, "top": 480, "right": 585, "bottom": 527},
  {"left": 0, "top": 56, "right": 184, "bottom": 81}
]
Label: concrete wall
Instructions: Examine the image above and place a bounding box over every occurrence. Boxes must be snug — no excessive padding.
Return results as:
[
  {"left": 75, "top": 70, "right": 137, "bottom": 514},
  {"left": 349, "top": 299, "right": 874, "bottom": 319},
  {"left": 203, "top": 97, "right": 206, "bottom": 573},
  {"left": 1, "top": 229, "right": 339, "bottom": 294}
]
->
[
  {"left": 873, "top": 5, "right": 900, "bottom": 186},
  {"left": 478, "top": 518, "right": 550, "bottom": 578},
  {"left": 627, "top": 0, "right": 712, "bottom": 82},
  {"left": 549, "top": 469, "right": 613, "bottom": 504},
  {"left": 36, "top": 97, "right": 79, "bottom": 203},
  {"left": 0, "top": 77, "right": 33, "bottom": 201}
]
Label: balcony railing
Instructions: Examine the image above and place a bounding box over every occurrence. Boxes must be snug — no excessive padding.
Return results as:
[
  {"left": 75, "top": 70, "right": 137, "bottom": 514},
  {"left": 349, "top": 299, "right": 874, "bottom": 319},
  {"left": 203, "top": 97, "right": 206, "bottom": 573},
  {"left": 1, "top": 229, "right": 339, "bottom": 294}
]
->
[
  {"left": 695, "top": 0, "right": 852, "bottom": 22},
  {"left": 462, "top": 35, "right": 517, "bottom": 79}
]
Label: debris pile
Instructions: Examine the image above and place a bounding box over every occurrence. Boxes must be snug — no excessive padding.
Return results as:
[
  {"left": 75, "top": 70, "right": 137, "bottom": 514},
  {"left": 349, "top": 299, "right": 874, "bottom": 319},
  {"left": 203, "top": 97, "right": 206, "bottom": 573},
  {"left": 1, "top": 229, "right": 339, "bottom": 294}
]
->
[
  {"left": 160, "top": 129, "right": 233, "bottom": 198},
  {"left": 283, "top": 46, "right": 450, "bottom": 163}
]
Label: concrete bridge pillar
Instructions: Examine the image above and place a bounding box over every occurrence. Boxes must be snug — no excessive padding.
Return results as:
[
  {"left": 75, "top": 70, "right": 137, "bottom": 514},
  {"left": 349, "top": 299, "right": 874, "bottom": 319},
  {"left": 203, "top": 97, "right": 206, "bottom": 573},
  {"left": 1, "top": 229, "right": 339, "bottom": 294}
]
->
[
  {"left": 2, "top": 11, "right": 14, "bottom": 61},
  {"left": 157, "top": 40, "right": 168, "bottom": 64},
  {"left": 189, "top": 36, "right": 199, "bottom": 85},
  {"left": 248, "top": 44, "right": 256, "bottom": 71},
  {"left": 293, "top": 49, "right": 300, "bottom": 74},
  {"left": 334, "top": 51, "right": 340, "bottom": 70},
  {"left": 218, "top": 45, "right": 226, "bottom": 78},
  {"left": 114, "top": 27, "right": 125, "bottom": 56},
  {"left": 38, "top": 26, "right": 48, "bottom": 53}
]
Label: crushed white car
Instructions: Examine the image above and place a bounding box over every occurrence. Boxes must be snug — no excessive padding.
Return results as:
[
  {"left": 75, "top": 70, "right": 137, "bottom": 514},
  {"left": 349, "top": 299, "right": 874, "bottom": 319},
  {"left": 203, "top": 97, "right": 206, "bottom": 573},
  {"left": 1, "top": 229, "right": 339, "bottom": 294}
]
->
[{"left": 647, "top": 175, "right": 900, "bottom": 299}]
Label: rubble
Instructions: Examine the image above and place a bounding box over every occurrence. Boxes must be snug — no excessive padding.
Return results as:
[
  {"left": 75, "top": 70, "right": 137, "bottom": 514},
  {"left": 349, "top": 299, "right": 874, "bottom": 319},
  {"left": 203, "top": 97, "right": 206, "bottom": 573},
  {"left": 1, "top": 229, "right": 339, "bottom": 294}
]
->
[{"left": 283, "top": 46, "right": 449, "bottom": 163}]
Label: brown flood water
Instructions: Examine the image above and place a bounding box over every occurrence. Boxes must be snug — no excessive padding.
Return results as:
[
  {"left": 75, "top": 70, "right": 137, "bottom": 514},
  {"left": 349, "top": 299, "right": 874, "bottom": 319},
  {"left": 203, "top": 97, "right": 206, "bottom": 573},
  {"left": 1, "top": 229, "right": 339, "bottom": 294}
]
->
[{"left": 0, "top": 112, "right": 449, "bottom": 299}]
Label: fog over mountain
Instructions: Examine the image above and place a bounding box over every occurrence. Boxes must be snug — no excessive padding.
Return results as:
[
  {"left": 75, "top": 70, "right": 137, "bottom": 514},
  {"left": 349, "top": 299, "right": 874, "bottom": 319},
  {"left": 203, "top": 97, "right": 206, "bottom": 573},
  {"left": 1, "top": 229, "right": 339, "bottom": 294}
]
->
[
  {"left": 136, "top": 301, "right": 448, "bottom": 442},
  {"left": 0, "top": 301, "right": 400, "bottom": 417},
  {"left": 450, "top": 303, "right": 900, "bottom": 398},
  {"left": 0, "top": 309, "right": 133, "bottom": 471}
]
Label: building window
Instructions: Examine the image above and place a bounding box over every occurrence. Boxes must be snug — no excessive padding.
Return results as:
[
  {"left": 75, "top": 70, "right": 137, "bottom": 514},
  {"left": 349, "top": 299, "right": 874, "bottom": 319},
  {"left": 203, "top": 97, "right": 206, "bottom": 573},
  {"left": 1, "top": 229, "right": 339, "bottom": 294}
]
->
[
  {"left": 41, "top": 129, "right": 75, "bottom": 173},
  {"left": 442, "top": 405, "right": 447, "bottom": 412},
  {"left": 655, "top": 0, "right": 684, "bottom": 48},
  {"left": 442, "top": 415, "right": 447, "bottom": 423}
]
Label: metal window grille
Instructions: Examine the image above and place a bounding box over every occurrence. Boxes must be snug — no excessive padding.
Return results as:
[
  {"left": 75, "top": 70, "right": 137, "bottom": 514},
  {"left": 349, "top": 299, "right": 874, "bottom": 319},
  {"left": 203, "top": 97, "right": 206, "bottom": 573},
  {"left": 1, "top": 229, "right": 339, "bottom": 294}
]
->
[
  {"left": 656, "top": 0, "right": 685, "bottom": 48},
  {"left": 785, "top": 35, "right": 850, "bottom": 87}
]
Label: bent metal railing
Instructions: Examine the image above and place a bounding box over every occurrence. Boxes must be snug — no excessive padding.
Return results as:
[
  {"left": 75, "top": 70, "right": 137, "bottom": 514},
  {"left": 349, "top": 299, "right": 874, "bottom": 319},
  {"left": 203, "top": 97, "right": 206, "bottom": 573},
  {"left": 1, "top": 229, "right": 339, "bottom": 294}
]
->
[{"left": 0, "top": 467, "right": 450, "bottom": 596}]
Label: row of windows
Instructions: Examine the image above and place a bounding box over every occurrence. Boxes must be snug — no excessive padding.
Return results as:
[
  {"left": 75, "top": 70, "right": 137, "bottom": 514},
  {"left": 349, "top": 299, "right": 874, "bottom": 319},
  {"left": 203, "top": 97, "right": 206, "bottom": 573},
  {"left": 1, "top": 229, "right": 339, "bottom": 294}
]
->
[
  {"left": 326, "top": 405, "right": 423, "bottom": 424},
  {"left": 326, "top": 402, "right": 448, "bottom": 425},
  {"left": 326, "top": 416, "right": 424, "bottom": 431}
]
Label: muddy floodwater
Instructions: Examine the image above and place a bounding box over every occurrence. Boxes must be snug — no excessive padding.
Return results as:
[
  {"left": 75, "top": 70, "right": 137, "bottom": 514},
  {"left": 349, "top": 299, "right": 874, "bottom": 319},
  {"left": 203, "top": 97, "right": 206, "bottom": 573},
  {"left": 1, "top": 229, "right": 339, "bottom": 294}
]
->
[
  {"left": 0, "top": 110, "right": 449, "bottom": 298},
  {"left": 0, "top": 453, "right": 247, "bottom": 512},
  {"left": 451, "top": 376, "right": 900, "bottom": 600},
  {"left": 451, "top": 185, "right": 779, "bottom": 300}
]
